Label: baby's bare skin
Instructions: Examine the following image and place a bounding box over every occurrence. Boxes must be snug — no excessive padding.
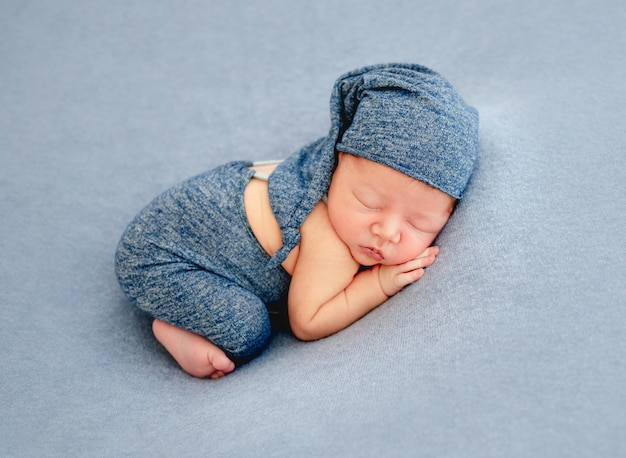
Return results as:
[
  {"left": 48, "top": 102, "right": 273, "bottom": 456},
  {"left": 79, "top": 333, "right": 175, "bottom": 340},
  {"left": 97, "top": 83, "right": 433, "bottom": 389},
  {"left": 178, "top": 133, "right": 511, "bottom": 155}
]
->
[{"left": 244, "top": 163, "right": 299, "bottom": 274}]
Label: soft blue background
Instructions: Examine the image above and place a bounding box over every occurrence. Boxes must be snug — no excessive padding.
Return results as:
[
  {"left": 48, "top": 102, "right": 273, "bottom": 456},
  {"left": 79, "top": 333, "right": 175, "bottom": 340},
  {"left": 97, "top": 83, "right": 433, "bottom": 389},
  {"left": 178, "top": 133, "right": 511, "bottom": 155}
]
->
[{"left": 2, "top": 1, "right": 625, "bottom": 456}]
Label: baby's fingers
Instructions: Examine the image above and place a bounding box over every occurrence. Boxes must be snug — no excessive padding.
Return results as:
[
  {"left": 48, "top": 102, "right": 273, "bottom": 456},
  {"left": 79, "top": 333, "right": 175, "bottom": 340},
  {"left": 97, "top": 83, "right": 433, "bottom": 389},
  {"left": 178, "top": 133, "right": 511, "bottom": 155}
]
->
[
  {"left": 378, "top": 264, "right": 424, "bottom": 296},
  {"left": 390, "top": 252, "right": 436, "bottom": 290},
  {"left": 395, "top": 267, "right": 426, "bottom": 287},
  {"left": 401, "top": 248, "right": 439, "bottom": 272},
  {"left": 417, "top": 245, "right": 440, "bottom": 260},
  {"left": 378, "top": 246, "right": 441, "bottom": 296}
]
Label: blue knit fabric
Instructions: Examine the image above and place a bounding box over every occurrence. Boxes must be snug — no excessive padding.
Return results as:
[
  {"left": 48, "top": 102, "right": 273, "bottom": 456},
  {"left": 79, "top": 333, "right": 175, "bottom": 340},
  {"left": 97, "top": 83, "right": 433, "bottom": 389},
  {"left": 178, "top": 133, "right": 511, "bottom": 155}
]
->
[
  {"left": 336, "top": 64, "right": 479, "bottom": 198},
  {"left": 268, "top": 63, "right": 479, "bottom": 268},
  {"left": 115, "top": 162, "right": 291, "bottom": 363}
]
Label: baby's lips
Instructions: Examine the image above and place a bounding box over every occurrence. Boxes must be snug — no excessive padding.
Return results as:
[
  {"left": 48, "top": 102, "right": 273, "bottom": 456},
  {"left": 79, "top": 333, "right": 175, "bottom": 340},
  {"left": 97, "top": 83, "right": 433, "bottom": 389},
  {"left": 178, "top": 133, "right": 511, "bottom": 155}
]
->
[{"left": 359, "top": 245, "right": 384, "bottom": 262}]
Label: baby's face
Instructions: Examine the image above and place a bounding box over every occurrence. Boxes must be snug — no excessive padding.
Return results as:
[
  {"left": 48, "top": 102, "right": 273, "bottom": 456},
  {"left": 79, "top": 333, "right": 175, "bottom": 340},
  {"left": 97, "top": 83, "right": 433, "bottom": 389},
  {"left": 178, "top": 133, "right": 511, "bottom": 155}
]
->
[{"left": 327, "top": 153, "right": 456, "bottom": 266}]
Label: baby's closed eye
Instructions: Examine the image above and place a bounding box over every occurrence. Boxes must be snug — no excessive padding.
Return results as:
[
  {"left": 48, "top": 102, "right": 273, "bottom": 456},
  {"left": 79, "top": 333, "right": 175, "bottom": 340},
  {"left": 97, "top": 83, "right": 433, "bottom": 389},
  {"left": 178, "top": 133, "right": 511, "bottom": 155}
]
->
[{"left": 353, "top": 192, "right": 382, "bottom": 210}]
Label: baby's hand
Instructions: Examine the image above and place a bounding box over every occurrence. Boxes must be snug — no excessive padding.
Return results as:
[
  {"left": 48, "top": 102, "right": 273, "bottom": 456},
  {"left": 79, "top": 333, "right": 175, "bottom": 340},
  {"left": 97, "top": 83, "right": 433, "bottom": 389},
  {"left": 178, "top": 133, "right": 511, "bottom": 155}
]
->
[{"left": 377, "top": 246, "right": 440, "bottom": 297}]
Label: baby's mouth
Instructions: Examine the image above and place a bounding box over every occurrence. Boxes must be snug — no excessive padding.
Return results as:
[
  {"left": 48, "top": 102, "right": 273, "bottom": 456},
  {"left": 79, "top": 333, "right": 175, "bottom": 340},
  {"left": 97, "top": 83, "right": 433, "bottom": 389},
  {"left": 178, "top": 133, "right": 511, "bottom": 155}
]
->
[{"left": 359, "top": 245, "right": 384, "bottom": 262}]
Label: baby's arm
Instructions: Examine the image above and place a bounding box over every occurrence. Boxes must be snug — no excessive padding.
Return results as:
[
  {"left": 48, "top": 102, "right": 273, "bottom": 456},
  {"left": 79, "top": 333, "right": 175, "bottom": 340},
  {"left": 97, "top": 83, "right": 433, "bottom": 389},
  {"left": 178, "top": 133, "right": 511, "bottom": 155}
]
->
[{"left": 288, "top": 203, "right": 437, "bottom": 341}]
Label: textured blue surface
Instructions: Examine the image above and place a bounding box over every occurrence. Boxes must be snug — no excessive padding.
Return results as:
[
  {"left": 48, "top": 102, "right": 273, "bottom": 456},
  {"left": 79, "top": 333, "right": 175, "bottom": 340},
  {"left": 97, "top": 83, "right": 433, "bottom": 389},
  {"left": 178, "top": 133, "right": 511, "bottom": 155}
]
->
[{"left": 2, "top": 1, "right": 625, "bottom": 456}]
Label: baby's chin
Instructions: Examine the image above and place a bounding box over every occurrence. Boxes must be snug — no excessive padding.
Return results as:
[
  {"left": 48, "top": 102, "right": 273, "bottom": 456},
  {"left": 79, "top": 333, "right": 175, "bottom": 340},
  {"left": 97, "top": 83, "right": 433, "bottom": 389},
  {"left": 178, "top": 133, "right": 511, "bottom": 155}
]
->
[{"left": 349, "top": 247, "right": 379, "bottom": 267}]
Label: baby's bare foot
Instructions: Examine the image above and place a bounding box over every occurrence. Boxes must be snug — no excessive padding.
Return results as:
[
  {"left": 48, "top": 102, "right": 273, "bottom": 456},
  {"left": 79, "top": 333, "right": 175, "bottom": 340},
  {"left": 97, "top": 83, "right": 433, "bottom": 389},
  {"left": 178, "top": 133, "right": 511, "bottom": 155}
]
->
[{"left": 152, "top": 319, "right": 236, "bottom": 379}]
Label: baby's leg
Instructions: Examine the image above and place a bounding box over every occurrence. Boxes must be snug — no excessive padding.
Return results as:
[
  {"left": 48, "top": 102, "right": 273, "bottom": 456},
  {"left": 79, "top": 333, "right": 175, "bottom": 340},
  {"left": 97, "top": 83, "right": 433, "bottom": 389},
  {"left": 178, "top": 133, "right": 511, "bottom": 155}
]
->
[
  {"left": 152, "top": 319, "right": 235, "bottom": 379},
  {"left": 118, "top": 260, "right": 273, "bottom": 371},
  {"left": 115, "top": 164, "right": 277, "bottom": 376}
]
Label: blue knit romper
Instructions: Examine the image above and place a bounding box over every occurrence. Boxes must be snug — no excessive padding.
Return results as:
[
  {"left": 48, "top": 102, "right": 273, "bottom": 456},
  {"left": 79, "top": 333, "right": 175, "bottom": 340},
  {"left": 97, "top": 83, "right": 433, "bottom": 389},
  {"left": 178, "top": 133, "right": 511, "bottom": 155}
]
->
[{"left": 115, "top": 161, "right": 295, "bottom": 364}]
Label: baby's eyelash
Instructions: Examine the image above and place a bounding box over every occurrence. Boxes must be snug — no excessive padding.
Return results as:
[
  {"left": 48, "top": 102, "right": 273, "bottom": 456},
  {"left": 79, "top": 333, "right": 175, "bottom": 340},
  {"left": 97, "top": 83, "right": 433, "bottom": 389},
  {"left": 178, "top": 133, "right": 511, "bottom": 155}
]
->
[
  {"left": 356, "top": 197, "right": 378, "bottom": 210},
  {"left": 353, "top": 192, "right": 379, "bottom": 209}
]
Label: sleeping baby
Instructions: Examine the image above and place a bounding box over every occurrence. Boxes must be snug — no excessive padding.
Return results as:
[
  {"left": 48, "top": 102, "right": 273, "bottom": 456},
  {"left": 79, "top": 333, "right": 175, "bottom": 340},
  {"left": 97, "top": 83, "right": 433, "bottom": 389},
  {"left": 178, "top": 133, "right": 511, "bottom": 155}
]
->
[{"left": 115, "top": 63, "right": 479, "bottom": 378}]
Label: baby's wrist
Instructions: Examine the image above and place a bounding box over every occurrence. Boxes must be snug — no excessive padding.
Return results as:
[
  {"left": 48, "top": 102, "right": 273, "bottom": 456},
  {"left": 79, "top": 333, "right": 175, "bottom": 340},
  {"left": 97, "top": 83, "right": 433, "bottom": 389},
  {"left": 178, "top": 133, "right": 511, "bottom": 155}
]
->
[{"left": 374, "top": 265, "right": 391, "bottom": 299}]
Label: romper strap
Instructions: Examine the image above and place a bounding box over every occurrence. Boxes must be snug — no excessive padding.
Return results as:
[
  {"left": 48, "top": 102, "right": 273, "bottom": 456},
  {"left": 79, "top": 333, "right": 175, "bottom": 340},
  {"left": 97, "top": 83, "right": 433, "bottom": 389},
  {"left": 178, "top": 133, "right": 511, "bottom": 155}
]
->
[
  {"left": 252, "top": 171, "right": 270, "bottom": 181},
  {"left": 251, "top": 160, "right": 283, "bottom": 182},
  {"left": 251, "top": 160, "right": 283, "bottom": 166}
]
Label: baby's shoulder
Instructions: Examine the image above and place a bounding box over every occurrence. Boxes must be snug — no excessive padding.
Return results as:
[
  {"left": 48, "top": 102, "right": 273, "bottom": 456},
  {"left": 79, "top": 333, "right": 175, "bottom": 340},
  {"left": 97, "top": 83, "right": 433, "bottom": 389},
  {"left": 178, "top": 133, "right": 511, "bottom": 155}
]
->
[{"left": 296, "top": 201, "right": 358, "bottom": 268}]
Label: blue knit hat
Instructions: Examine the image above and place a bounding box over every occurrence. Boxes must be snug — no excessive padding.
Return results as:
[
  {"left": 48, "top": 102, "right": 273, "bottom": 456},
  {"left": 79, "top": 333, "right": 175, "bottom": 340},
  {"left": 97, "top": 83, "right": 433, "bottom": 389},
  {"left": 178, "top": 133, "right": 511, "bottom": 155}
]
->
[{"left": 333, "top": 64, "right": 479, "bottom": 199}]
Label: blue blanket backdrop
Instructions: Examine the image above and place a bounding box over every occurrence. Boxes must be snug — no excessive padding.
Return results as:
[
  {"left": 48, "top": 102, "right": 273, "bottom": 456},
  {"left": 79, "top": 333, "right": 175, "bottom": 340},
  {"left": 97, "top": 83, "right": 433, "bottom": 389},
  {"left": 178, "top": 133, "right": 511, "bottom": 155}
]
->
[{"left": 1, "top": 1, "right": 625, "bottom": 456}]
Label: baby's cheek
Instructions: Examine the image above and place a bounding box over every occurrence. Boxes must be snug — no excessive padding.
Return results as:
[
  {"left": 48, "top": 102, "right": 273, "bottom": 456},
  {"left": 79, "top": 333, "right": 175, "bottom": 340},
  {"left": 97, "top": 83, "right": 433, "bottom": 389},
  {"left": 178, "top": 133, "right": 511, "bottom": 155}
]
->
[{"left": 396, "top": 239, "right": 430, "bottom": 262}]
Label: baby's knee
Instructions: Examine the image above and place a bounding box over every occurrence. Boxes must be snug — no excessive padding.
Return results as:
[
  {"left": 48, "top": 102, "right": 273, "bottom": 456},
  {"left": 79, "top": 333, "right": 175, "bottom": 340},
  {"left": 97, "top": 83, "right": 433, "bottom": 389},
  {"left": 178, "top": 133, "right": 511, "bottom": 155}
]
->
[{"left": 222, "top": 314, "right": 272, "bottom": 366}]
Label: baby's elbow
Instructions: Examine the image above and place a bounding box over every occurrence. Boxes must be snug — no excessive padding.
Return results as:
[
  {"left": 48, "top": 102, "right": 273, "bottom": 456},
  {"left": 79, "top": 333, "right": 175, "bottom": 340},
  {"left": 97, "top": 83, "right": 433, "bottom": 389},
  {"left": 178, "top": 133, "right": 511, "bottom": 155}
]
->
[{"left": 289, "top": 315, "right": 320, "bottom": 342}]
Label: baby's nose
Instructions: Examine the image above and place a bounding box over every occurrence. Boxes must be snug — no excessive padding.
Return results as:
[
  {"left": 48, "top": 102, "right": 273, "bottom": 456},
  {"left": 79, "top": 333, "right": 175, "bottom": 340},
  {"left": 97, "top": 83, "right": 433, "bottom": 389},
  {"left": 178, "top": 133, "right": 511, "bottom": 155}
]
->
[{"left": 372, "top": 219, "right": 401, "bottom": 244}]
